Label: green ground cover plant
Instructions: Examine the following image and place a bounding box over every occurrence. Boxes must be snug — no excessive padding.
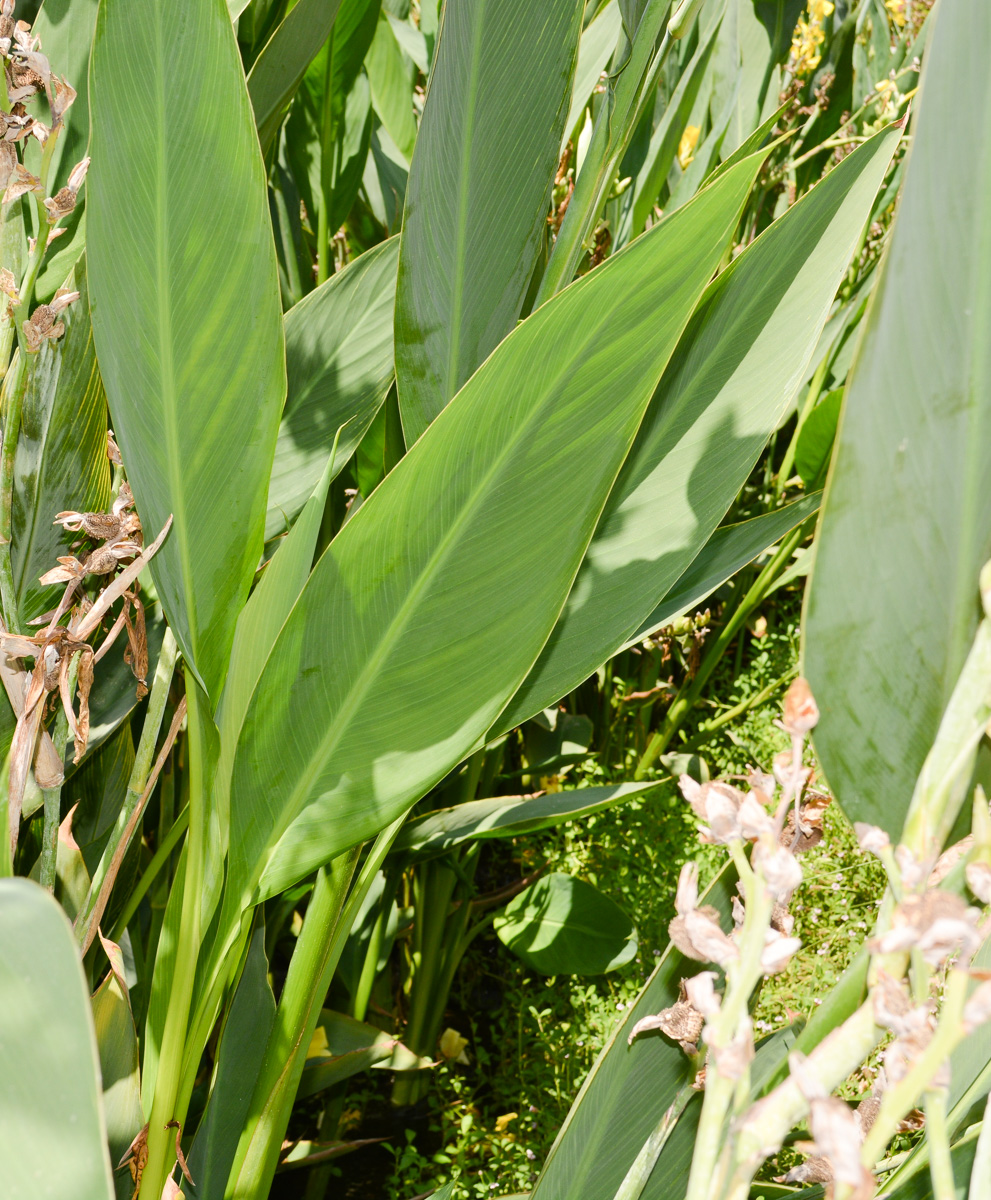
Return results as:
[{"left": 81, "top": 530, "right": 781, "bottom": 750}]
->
[{"left": 4, "top": 2, "right": 991, "bottom": 1200}]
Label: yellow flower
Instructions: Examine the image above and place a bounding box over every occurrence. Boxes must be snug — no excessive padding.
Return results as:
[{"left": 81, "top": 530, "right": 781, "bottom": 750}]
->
[
  {"left": 678, "top": 125, "right": 701, "bottom": 169},
  {"left": 885, "top": 0, "right": 907, "bottom": 27},
  {"left": 789, "top": 1, "right": 834, "bottom": 77}
]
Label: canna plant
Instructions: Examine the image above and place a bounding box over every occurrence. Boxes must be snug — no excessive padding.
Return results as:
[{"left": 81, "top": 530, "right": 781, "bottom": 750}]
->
[{"left": 0, "top": 2, "right": 927, "bottom": 1200}]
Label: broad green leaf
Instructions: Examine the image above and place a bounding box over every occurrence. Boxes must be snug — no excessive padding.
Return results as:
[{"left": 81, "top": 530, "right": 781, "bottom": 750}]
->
[
  {"left": 91, "top": 942, "right": 143, "bottom": 1198},
  {"left": 529, "top": 860, "right": 736, "bottom": 1200},
  {"left": 297, "top": 1010, "right": 399, "bottom": 1099},
  {"left": 12, "top": 258, "right": 110, "bottom": 627},
  {"left": 562, "top": 0, "right": 623, "bottom": 153},
  {"left": 0, "top": 879, "right": 115, "bottom": 1200},
  {"left": 804, "top": 2, "right": 991, "bottom": 837},
  {"left": 496, "top": 124, "right": 899, "bottom": 735},
  {"left": 794, "top": 389, "right": 842, "bottom": 487},
  {"left": 363, "top": 123, "right": 409, "bottom": 233},
  {"left": 88, "top": 0, "right": 287, "bottom": 703},
  {"left": 394, "top": 782, "right": 662, "bottom": 860},
  {"left": 626, "top": 492, "right": 821, "bottom": 648},
  {"left": 246, "top": 0, "right": 345, "bottom": 154},
  {"left": 494, "top": 873, "right": 637, "bottom": 975},
  {"left": 366, "top": 12, "right": 417, "bottom": 158},
  {"left": 387, "top": 11, "right": 429, "bottom": 73},
  {"left": 187, "top": 925, "right": 276, "bottom": 1200},
  {"left": 71, "top": 726, "right": 136, "bottom": 875},
  {"left": 266, "top": 238, "right": 399, "bottom": 539},
  {"left": 218, "top": 447, "right": 338, "bottom": 805},
  {"left": 230, "top": 158, "right": 759, "bottom": 905},
  {"left": 394, "top": 0, "right": 585, "bottom": 444}
]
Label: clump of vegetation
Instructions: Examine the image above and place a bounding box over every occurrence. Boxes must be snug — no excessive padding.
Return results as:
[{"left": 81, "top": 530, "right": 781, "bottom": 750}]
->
[{"left": 1, "top": 4, "right": 989, "bottom": 1200}]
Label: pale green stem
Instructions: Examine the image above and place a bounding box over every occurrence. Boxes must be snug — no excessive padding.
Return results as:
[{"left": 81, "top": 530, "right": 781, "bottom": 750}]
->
[
  {"left": 74, "top": 629, "right": 179, "bottom": 951},
  {"left": 925, "top": 1088, "right": 956, "bottom": 1200},
  {"left": 968, "top": 1093, "right": 991, "bottom": 1200},
  {"left": 685, "top": 843, "right": 771, "bottom": 1200},
  {"left": 224, "top": 811, "right": 409, "bottom": 1198},
  {"left": 861, "top": 969, "right": 970, "bottom": 1167},
  {"left": 139, "top": 670, "right": 210, "bottom": 1199},
  {"left": 109, "top": 802, "right": 189, "bottom": 943},
  {"left": 536, "top": 0, "right": 674, "bottom": 304}
]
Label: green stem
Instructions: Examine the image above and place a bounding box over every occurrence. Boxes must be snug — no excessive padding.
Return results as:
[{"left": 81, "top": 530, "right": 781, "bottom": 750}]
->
[
  {"left": 74, "top": 629, "right": 179, "bottom": 951},
  {"left": 0, "top": 349, "right": 27, "bottom": 629},
  {"left": 316, "top": 26, "right": 337, "bottom": 286},
  {"left": 139, "top": 670, "right": 209, "bottom": 1199},
  {"left": 225, "top": 812, "right": 408, "bottom": 1199},
  {"left": 925, "top": 1088, "right": 955, "bottom": 1200},
  {"left": 109, "top": 803, "right": 189, "bottom": 943},
  {"left": 536, "top": 0, "right": 673, "bottom": 304},
  {"left": 681, "top": 667, "right": 796, "bottom": 749},
  {"left": 968, "top": 1093, "right": 991, "bottom": 1200},
  {"left": 777, "top": 353, "right": 831, "bottom": 495},
  {"left": 860, "top": 969, "right": 970, "bottom": 1168},
  {"left": 636, "top": 524, "right": 807, "bottom": 778}
]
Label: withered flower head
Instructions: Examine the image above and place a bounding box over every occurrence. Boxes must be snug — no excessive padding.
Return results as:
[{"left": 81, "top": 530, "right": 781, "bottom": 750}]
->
[
  {"left": 782, "top": 676, "right": 819, "bottom": 736},
  {"left": 3, "top": 160, "right": 40, "bottom": 205},
  {"left": 0, "top": 139, "right": 15, "bottom": 191},
  {"left": 760, "top": 927, "right": 802, "bottom": 975},
  {"left": 684, "top": 970, "right": 721, "bottom": 1016},
  {"left": 854, "top": 822, "right": 891, "bottom": 857},
  {"left": 874, "top": 890, "right": 983, "bottom": 966},
  {"left": 627, "top": 979, "right": 705, "bottom": 1054},
  {"left": 704, "top": 1018, "right": 754, "bottom": 1082},
  {"left": 963, "top": 979, "right": 991, "bottom": 1033},
  {"left": 21, "top": 287, "right": 78, "bottom": 351},
  {"left": 966, "top": 860, "right": 991, "bottom": 904},
  {"left": 872, "top": 970, "right": 933, "bottom": 1038},
  {"left": 675, "top": 861, "right": 699, "bottom": 916},
  {"left": 44, "top": 155, "right": 87, "bottom": 224},
  {"left": 669, "top": 904, "right": 739, "bottom": 967},
  {"left": 0, "top": 264, "right": 18, "bottom": 303},
  {"left": 753, "top": 836, "right": 803, "bottom": 902}
]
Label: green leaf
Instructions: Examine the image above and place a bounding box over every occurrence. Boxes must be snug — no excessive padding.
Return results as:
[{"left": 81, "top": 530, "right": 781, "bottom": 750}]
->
[
  {"left": 495, "top": 872, "right": 637, "bottom": 975},
  {"left": 562, "top": 0, "right": 623, "bottom": 152},
  {"left": 266, "top": 238, "right": 399, "bottom": 539},
  {"left": 12, "top": 258, "right": 111, "bottom": 627},
  {"left": 395, "top": 782, "right": 662, "bottom": 860},
  {"left": 366, "top": 11, "right": 417, "bottom": 158},
  {"left": 394, "top": 0, "right": 585, "bottom": 444},
  {"left": 229, "top": 157, "right": 759, "bottom": 906},
  {"left": 496, "top": 124, "right": 900, "bottom": 735},
  {"left": 88, "top": 0, "right": 287, "bottom": 703},
  {"left": 529, "top": 861, "right": 737, "bottom": 1200},
  {"left": 90, "top": 941, "right": 143, "bottom": 1198},
  {"left": 296, "top": 1010, "right": 400, "bottom": 1099},
  {"left": 627, "top": 493, "right": 821, "bottom": 648},
  {"left": 187, "top": 925, "right": 276, "bottom": 1199},
  {"left": 246, "top": 0, "right": 345, "bottom": 155},
  {"left": 620, "top": 16, "right": 721, "bottom": 244},
  {"left": 0, "top": 879, "right": 115, "bottom": 1199},
  {"left": 804, "top": 3, "right": 991, "bottom": 836},
  {"left": 794, "top": 389, "right": 842, "bottom": 487}
]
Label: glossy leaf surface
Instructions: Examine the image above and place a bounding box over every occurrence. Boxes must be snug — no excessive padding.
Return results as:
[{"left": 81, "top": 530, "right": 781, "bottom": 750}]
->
[
  {"left": 230, "top": 159, "right": 758, "bottom": 905},
  {"left": 266, "top": 238, "right": 399, "bottom": 539},
  {"left": 246, "top": 0, "right": 345, "bottom": 154},
  {"left": 494, "top": 872, "right": 637, "bottom": 975},
  {"left": 804, "top": 4, "right": 991, "bottom": 835},
  {"left": 497, "top": 124, "right": 899, "bottom": 734},
  {"left": 394, "top": 0, "right": 584, "bottom": 443},
  {"left": 394, "top": 781, "right": 662, "bottom": 859},
  {"left": 0, "top": 879, "right": 114, "bottom": 1200},
  {"left": 88, "top": 0, "right": 287, "bottom": 702}
]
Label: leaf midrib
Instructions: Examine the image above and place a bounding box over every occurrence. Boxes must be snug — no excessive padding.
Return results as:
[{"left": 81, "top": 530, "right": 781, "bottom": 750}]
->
[
  {"left": 442, "top": 0, "right": 487, "bottom": 405},
  {"left": 248, "top": 313, "right": 607, "bottom": 895},
  {"left": 153, "top": 5, "right": 196, "bottom": 674}
]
